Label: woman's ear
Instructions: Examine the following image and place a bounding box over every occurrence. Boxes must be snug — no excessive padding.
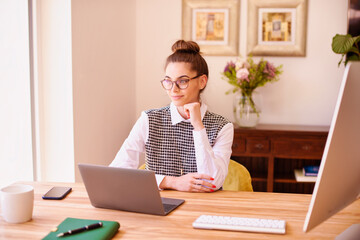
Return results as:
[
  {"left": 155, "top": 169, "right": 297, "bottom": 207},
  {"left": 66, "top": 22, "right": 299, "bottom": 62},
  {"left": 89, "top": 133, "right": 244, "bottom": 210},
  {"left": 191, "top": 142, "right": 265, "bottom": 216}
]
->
[{"left": 199, "top": 75, "right": 208, "bottom": 90}]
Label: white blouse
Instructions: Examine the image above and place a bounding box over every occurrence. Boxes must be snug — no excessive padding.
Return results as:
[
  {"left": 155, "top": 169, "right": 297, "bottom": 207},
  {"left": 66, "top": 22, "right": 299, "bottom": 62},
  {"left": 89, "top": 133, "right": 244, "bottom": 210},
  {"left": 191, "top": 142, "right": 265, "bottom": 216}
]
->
[{"left": 109, "top": 102, "right": 234, "bottom": 190}]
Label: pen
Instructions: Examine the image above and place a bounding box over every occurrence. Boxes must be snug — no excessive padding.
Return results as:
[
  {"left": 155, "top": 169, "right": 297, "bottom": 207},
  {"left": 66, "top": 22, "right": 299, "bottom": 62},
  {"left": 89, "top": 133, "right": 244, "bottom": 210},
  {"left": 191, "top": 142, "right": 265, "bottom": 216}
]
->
[{"left": 57, "top": 222, "right": 103, "bottom": 237}]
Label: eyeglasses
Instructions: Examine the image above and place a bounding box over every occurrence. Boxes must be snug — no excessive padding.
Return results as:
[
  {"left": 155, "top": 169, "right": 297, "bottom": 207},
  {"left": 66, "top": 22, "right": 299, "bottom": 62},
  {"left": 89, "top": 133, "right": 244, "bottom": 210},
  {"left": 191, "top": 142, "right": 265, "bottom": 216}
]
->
[{"left": 160, "top": 74, "right": 202, "bottom": 90}]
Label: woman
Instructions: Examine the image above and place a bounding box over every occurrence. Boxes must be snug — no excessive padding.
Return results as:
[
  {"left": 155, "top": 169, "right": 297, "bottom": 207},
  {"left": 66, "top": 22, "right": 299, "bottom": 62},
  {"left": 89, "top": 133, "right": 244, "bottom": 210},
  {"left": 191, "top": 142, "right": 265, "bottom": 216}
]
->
[{"left": 110, "top": 40, "right": 234, "bottom": 192}]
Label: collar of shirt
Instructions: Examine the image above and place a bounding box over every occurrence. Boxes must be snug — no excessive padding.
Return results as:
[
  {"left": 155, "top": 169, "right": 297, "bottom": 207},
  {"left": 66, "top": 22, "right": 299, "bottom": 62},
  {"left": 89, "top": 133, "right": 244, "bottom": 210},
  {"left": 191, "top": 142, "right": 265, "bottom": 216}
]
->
[{"left": 170, "top": 102, "right": 207, "bottom": 125}]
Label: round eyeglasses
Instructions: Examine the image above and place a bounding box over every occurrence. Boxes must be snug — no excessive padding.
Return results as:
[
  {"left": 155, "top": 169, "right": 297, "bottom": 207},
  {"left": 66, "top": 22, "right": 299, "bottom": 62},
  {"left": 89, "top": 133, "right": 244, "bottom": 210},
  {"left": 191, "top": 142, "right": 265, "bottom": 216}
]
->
[{"left": 160, "top": 74, "right": 202, "bottom": 90}]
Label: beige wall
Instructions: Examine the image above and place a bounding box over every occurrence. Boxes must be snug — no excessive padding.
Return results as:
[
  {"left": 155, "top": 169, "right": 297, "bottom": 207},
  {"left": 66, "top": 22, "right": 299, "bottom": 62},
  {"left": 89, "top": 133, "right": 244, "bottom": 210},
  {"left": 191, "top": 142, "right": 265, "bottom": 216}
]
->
[
  {"left": 36, "top": 0, "right": 74, "bottom": 182},
  {"left": 72, "top": 0, "right": 136, "bottom": 181},
  {"left": 135, "top": 0, "right": 348, "bottom": 126}
]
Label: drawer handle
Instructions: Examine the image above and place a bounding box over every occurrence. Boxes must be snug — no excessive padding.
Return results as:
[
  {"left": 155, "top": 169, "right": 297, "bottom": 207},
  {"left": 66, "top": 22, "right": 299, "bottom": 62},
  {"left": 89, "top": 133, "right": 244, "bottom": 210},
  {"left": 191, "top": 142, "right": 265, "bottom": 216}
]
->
[
  {"left": 302, "top": 145, "right": 311, "bottom": 151},
  {"left": 232, "top": 143, "right": 238, "bottom": 148},
  {"left": 255, "top": 143, "right": 264, "bottom": 149}
]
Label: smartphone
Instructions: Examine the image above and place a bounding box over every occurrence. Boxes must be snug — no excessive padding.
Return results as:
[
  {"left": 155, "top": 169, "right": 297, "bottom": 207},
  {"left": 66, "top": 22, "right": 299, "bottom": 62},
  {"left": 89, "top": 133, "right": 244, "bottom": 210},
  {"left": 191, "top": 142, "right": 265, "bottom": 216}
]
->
[{"left": 42, "top": 186, "right": 72, "bottom": 200}]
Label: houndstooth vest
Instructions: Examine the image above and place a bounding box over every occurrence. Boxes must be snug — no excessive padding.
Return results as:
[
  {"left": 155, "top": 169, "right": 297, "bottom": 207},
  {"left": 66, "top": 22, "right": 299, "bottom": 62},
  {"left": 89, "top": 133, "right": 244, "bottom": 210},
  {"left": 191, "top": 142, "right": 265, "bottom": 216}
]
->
[{"left": 144, "top": 105, "right": 230, "bottom": 176}]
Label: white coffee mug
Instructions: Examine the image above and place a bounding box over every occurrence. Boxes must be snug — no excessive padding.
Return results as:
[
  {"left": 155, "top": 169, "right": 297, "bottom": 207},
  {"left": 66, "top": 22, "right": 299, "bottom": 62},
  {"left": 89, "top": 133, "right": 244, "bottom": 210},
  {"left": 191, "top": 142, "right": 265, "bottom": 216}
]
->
[{"left": 0, "top": 184, "right": 34, "bottom": 223}]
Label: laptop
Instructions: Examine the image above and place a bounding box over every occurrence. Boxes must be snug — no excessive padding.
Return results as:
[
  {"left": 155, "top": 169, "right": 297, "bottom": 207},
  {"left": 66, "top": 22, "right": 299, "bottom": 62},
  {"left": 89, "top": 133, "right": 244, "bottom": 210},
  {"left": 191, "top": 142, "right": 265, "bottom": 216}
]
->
[{"left": 78, "top": 163, "right": 185, "bottom": 216}]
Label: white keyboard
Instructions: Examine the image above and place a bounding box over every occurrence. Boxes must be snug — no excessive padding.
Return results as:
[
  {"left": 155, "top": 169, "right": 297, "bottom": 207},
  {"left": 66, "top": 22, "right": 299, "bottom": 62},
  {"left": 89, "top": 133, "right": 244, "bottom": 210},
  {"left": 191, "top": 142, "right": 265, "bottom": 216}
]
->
[{"left": 192, "top": 215, "right": 286, "bottom": 234}]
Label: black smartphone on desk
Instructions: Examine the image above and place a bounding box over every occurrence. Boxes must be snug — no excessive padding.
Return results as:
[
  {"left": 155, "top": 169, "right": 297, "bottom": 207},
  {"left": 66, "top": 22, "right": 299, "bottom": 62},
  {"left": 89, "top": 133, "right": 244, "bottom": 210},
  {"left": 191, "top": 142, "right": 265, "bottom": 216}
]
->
[{"left": 42, "top": 186, "right": 72, "bottom": 200}]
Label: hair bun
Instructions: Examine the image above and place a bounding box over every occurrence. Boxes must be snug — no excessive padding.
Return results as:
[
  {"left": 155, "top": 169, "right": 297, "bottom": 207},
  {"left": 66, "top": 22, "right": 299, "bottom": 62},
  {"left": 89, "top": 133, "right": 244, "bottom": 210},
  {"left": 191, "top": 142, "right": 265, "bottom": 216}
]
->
[{"left": 171, "top": 40, "right": 200, "bottom": 54}]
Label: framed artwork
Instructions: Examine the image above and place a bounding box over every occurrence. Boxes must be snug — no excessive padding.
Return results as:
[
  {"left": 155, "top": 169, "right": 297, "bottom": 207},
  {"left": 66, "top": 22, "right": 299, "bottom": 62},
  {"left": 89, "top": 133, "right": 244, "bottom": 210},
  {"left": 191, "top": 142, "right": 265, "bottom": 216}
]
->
[
  {"left": 182, "top": 0, "right": 240, "bottom": 56},
  {"left": 247, "top": 0, "right": 308, "bottom": 56}
]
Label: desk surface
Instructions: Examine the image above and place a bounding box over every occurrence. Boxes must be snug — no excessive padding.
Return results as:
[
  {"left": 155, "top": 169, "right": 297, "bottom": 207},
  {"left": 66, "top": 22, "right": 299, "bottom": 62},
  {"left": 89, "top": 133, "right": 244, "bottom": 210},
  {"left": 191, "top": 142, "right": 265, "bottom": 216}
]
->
[{"left": 0, "top": 182, "right": 359, "bottom": 239}]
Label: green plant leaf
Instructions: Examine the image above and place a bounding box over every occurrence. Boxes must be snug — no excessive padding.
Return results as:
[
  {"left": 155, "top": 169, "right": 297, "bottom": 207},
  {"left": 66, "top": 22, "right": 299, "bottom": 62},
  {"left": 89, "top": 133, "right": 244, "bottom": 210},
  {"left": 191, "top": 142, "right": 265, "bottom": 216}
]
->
[
  {"left": 338, "top": 54, "right": 345, "bottom": 67},
  {"left": 332, "top": 34, "right": 358, "bottom": 54}
]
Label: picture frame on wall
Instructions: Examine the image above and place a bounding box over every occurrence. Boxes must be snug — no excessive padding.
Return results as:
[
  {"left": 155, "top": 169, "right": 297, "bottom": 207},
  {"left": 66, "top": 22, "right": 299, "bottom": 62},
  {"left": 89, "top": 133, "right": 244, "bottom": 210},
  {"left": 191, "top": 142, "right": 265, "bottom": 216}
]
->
[
  {"left": 182, "top": 0, "right": 240, "bottom": 56},
  {"left": 247, "top": 0, "right": 308, "bottom": 56}
]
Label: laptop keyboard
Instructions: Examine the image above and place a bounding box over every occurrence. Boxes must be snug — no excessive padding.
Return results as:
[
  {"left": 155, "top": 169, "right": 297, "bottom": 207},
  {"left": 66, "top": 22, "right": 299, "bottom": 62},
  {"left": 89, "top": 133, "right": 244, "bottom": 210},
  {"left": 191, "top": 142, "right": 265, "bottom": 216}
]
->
[{"left": 163, "top": 203, "right": 177, "bottom": 213}]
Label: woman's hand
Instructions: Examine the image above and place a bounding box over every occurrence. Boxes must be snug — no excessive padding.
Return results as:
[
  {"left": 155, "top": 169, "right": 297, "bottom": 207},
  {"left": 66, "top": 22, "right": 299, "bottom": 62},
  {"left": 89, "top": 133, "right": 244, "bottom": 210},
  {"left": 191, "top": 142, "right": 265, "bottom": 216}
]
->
[
  {"left": 183, "top": 102, "right": 204, "bottom": 131},
  {"left": 160, "top": 173, "right": 217, "bottom": 192}
]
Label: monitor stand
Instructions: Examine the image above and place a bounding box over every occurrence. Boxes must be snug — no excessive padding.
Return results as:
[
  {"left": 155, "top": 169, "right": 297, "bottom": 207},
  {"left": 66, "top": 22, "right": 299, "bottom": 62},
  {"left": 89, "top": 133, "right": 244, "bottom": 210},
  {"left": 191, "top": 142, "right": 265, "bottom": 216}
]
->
[{"left": 335, "top": 224, "right": 360, "bottom": 240}]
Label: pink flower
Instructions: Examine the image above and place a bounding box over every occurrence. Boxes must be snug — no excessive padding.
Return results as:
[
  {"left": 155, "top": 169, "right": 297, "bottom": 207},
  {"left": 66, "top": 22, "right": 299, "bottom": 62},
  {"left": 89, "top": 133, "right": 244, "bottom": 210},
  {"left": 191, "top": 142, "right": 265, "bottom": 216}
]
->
[
  {"left": 263, "top": 61, "right": 276, "bottom": 79},
  {"left": 222, "top": 56, "right": 282, "bottom": 95},
  {"left": 236, "top": 68, "right": 249, "bottom": 81}
]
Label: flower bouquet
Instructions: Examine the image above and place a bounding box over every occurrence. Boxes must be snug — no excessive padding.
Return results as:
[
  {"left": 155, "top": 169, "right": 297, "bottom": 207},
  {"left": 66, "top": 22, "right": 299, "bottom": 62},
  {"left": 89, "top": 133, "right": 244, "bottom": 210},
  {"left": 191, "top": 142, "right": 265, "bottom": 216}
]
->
[{"left": 222, "top": 56, "right": 283, "bottom": 126}]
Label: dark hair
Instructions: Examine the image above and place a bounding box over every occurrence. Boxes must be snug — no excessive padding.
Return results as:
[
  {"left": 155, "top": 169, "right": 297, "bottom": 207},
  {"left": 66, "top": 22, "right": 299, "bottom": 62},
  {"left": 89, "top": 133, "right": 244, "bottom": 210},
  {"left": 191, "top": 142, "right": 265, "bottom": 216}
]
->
[{"left": 165, "top": 40, "right": 209, "bottom": 83}]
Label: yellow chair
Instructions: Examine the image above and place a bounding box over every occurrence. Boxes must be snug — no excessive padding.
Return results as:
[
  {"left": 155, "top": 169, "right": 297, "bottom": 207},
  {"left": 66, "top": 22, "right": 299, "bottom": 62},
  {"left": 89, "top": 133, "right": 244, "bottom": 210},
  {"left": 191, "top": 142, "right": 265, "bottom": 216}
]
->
[
  {"left": 223, "top": 160, "right": 253, "bottom": 192},
  {"left": 139, "top": 160, "right": 253, "bottom": 192}
]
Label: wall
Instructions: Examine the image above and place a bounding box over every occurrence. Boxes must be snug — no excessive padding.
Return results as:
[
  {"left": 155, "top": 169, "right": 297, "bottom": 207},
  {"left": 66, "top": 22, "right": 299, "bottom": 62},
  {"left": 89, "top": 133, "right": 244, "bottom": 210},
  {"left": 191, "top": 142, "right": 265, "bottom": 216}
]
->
[
  {"left": 72, "top": 0, "right": 136, "bottom": 181},
  {"left": 36, "top": 0, "right": 75, "bottom": 182},
  {"left": 135, "top": 0, "right": 348, "bottom": 126}
]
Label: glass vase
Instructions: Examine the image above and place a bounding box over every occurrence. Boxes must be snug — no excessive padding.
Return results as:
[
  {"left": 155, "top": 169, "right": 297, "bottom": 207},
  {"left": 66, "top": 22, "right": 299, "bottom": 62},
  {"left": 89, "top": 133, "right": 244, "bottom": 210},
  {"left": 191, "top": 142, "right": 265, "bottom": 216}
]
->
[{"left": 234, "top": 92, "right": 261, "bottom": 127}]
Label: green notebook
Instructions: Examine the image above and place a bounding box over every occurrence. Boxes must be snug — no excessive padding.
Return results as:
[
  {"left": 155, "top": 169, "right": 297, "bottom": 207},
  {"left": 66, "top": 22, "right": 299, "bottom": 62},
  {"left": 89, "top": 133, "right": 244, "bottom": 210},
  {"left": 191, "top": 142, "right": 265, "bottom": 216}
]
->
[{"left": 42, "top": 217, "right": 120, "bottom": 240}]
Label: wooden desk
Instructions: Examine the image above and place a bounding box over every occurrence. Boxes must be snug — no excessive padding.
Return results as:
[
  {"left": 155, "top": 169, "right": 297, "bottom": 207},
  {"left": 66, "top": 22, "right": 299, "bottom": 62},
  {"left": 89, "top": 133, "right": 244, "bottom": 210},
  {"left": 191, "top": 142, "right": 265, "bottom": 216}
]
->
[{"left": 1, "top": 182, "right": 359, "bottom": 239}]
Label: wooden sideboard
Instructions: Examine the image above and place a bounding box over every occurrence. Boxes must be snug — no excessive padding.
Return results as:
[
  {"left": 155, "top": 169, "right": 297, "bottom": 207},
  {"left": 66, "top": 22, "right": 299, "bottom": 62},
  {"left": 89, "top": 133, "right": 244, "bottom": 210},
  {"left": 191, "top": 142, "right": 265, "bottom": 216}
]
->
[{"left": 231, "top": 124, "right": 329, "bottom": 193}]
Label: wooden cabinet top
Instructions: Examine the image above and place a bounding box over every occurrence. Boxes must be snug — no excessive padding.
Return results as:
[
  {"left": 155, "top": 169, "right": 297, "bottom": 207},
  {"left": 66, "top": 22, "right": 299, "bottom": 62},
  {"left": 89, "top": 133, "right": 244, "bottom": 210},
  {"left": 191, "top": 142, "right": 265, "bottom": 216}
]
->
[{"left": 234, "top": 124, "right": 329, "bottom": 135}]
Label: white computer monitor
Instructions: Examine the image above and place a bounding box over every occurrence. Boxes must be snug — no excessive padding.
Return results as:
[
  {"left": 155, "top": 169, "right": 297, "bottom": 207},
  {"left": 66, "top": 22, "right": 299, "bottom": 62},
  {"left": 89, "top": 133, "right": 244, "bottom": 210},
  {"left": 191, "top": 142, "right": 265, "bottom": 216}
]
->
[{"left": 303, "top": 61, "right": 360, "bottom": 237}]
